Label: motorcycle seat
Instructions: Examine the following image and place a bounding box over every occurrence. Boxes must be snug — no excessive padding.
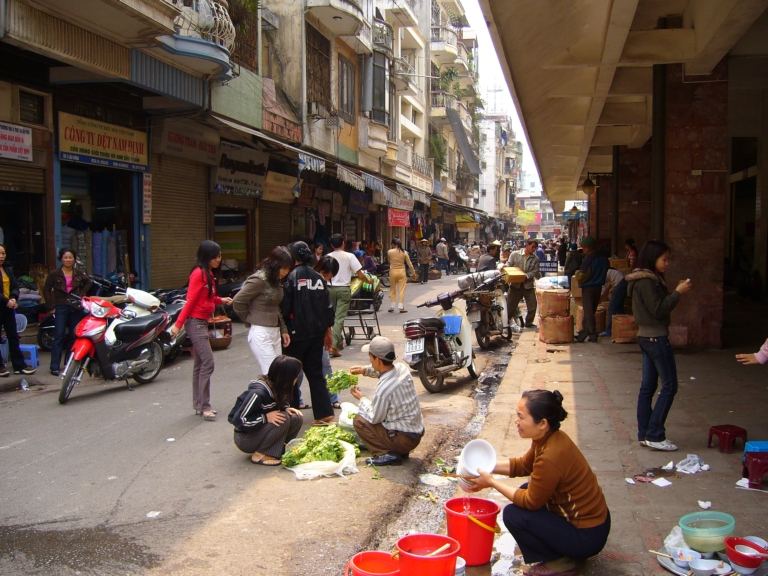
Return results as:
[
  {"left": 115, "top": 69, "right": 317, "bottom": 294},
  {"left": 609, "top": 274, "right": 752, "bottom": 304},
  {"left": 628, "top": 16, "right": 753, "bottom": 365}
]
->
[
  {"left": 411, "top": 317, "right": 445, "bottom": 332},
  {"left": 114, "top": 313, "right": 166, "bottom": 340},
  {"left": 163, "top": 301, "right": 184, "bottom": 319}
]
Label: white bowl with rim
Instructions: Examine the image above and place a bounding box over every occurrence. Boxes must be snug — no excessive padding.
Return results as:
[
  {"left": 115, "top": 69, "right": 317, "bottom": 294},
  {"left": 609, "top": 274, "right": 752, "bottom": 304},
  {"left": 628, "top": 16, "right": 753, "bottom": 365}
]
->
[{"left": 459, "top": 439, "right": 496, "bottom": 477}]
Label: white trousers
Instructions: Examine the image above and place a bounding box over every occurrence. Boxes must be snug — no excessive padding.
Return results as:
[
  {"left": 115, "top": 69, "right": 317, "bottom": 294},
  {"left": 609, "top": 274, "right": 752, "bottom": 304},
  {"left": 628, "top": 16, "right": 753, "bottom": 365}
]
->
[{"left": 247, "top": 324, "right": 282, "bottom": 376}]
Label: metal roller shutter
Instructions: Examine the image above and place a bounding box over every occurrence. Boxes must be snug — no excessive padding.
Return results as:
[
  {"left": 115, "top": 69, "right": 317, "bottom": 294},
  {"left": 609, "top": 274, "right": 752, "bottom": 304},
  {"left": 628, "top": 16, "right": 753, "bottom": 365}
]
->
[
  {"left": 258, "top": 200, "right": 291, "bottom": 260},
  {"left": 150, "top": 155, "right": 208, "bottom": 288},
  {"left": 0, "top": 163, "right": 45, "bottom": 193}
]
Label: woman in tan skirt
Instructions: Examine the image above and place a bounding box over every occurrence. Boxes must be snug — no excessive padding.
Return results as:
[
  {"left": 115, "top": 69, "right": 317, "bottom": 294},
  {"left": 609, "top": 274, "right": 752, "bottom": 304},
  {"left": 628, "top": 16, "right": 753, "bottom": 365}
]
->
[{"left": 386, "top": 238, "right": 415, "bottom": 313}]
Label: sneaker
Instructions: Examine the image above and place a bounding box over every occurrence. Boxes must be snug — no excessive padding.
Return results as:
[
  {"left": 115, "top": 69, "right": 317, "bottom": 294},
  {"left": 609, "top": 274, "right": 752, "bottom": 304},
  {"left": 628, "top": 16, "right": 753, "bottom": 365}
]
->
[
  {"left": 645, "top": 439, "right": 678, "bottom": 451},
  {"left": 50, "top": 369, "right": 60, "bottom": 377},
  {"left": 14, "top": 367, "right": 36, "bottom": 375},
  {"left": 388, "top": 307, "right": 394, "bottom": 313},
  {"left": 639, "top": 440, "right": 649, "bottom": 447},
  {"left": 0, "top": 366, "right": 9, "bottom": 378}
]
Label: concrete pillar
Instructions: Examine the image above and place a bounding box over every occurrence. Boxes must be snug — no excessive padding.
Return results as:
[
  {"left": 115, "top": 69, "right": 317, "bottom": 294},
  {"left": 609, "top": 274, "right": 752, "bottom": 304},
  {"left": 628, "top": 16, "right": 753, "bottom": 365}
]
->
[
  {"left": 664, "top": 62, "right": 729, "bottom": 348},
  {"left": 651, "top": 64, "right": 666, "bottom": 240}
]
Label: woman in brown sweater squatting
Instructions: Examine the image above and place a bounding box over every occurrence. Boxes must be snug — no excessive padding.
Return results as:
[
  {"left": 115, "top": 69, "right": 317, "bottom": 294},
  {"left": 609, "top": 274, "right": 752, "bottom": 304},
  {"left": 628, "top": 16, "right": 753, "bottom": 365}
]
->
[{"left": 466, "top": 389, "right": 610, "bottom": 576}]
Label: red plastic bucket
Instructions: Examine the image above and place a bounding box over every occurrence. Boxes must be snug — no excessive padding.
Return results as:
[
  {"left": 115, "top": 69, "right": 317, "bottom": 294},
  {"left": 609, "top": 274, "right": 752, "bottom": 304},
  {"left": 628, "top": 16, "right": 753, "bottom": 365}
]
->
[
  {"left": 396, "top": 533, "right": 460, "bottom": 576},
  {"left": 444, "top": 497, "right": 501, "bottom": 566},
  {"left": 344, "top": 551, "right": 400, "bottom": 576}
]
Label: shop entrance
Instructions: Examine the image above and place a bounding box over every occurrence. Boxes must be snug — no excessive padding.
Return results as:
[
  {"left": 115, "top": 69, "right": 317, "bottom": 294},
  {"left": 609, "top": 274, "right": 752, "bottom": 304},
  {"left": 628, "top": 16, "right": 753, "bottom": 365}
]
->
[
  {"left": 60, "top": 165, "right": 135, "bottom": 281},
  {"left": 214, "top": 208, "right": 251, "bottom": 279},
  {"left": 723, "top": 137, "right": 765, "bottom": 348},
  {"left": 0, "top": 191, "right": 46, "bottom": 275}
]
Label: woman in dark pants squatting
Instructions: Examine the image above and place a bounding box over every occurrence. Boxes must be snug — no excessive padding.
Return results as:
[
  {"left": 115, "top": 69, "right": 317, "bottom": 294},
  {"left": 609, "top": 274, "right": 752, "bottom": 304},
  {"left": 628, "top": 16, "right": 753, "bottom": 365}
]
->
[
  {"left": 229, "top": 355, "right": 304, "bottom": 466},
  {"left": 466, "top": 390, "right": 610, "bottom": 576},
  {"left": 171, "top": 241, "right": 233, "bottom": 422},
  {"left": 626, "top": 240, "right": 692, "bottom": 452},
  {"left": 44, "top": 248, "right": 92, "bottom": 376}
]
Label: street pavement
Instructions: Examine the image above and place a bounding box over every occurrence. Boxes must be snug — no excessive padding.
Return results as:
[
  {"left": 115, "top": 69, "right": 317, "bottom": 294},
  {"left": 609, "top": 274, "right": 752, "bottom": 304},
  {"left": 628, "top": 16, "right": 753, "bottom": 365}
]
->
[
  {"left": 1, "top": 275, "right": 767, "bottom": 576},
  {"left": 0, "top": 275, "right": 491, "bottom": 576}
]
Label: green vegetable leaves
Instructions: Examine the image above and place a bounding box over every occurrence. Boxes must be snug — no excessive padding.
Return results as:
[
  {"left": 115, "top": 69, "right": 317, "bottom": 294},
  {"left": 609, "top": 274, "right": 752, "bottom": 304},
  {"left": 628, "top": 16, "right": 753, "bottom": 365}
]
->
[
  {"left": 326, "top": 370, "right": 359, "bottom": 394},
  {"left": 281, "top": 424, "right": 360, "bottom": 467}
]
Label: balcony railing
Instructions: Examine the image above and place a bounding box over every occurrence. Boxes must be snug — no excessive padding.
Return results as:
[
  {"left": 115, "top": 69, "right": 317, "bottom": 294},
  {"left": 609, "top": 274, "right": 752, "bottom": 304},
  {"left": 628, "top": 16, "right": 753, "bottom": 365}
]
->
[
  {"left": 431, "top": 26, "right": 457, "bottom": 47},
  {"left": 457, "top": 42, "right": 469, "bottom": 66},
  {"left": 172, "top": 0, "right": 235, "bottom": 51},
  {"left": 373, "top": 19, "right": 393, "bottom": 53},
  {"left": 394, "top": 56, "right": 415, "bottom": 77},
  {"left": 431, "top": 90, "right": 456, "bottom": 109},
  {"left": 412, "top": 152, "right": 434, "bottom": 177}
]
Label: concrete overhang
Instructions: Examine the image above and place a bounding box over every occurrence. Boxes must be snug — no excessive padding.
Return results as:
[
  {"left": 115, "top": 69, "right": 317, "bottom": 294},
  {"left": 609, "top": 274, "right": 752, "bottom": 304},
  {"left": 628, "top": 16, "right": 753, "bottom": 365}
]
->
[{"left": 478, "top": 0, "right": 768, "bottom": 205}]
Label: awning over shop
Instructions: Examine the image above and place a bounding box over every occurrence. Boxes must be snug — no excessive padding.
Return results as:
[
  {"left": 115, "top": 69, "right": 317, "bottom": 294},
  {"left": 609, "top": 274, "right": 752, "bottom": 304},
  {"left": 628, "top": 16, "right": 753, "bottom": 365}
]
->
[
  {"left": 431, "top": 194, "right": 487, "bottom": 218},
  {"left": 446, "top": 108, "right": 480, "bottom": 175},
  {"left": 336, "top": 165, "right": 365, "bottom": 191},
  {"left": 364, "top": 172, "right": 385, "bottom": 193},
  {"left": 298, "top": 152, "right": 325, "bottom": 174},
  {"left": 455, "top": 212, "right": 477, "bottom": 224}
]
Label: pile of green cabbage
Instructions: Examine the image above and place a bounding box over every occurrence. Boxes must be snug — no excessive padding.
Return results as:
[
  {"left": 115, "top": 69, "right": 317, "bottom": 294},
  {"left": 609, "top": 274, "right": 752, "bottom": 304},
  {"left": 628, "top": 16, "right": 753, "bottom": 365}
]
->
[
  {"left": 326, "top": 370, "right": 358, "bottom": 394},
  {"left": 281, "top": 424, "right": 360, "bottom": 467}
]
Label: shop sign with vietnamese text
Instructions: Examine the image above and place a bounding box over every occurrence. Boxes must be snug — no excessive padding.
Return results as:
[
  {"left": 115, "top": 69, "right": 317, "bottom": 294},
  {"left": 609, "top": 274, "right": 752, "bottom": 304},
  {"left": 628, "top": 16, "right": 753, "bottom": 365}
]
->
[
  {"left": 0, "top": 121, "right": 33, "bottom": 162},
  {"left": 388, "top": 208, "right": 410, "bottom": 227},
  {"left": 157, "top": 119, "right": 218, "bottom": 165},
  {"left": 59, "top": 112, "right": 148, "bottom": 171},
  {"left": 216, "top": 142, "right": 268, "bottom": 197},
  {"left": 142, "top": 173, "right": 152, "bottom": 224},
  {"left": 264, "top": 170, "right": 298, "bottom": 204},
  {"left": 348, "top": 191, "right": 370, "bottom": 214}
]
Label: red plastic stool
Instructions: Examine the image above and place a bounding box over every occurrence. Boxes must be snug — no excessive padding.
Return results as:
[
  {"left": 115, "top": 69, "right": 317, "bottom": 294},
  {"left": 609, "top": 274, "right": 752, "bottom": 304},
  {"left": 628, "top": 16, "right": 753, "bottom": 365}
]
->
[
  {"left": 707, "top": 425, "right": 748, "bottom": 453},
  {"left": 745, "top": 452, "right": 768, "bottom": 488}
]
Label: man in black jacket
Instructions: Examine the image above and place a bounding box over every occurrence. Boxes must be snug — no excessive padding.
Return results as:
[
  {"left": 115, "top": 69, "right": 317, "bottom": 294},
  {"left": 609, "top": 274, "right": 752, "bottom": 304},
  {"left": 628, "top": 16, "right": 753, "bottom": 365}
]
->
[{"left": 281, "top": 241, "right": 335, "bottom": 424}]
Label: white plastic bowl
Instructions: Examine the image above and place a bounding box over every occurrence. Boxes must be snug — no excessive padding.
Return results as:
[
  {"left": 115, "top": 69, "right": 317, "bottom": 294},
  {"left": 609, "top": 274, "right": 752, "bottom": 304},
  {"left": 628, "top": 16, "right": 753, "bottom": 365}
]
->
[
  {"left": 689, "top": 558, "right": 720, "bottom": 576},
  {"left": 666, "top": 546, "right": 701, "bottom": 568},
  {"left": 744, "top": 536, "right": 768, "bottom": 550},
  {"left": 731, "top": 562, "right": 758, "bottom": 575},
  {"left": 459, "top": 439, "right": 497, "bottom": 476}
]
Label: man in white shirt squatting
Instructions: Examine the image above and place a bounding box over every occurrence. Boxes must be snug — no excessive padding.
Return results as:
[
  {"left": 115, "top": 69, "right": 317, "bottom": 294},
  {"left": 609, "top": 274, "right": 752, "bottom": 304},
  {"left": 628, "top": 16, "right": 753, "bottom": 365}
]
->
[{"left": 349, "top": 336, "right": 425, "bottom": 466}]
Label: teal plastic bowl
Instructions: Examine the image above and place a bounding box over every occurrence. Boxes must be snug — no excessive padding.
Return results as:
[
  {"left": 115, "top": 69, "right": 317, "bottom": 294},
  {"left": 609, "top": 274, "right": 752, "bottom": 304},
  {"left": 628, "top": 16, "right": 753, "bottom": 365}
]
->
[{"left": 679, "top": 511, "right": 736, "bottom": 553}]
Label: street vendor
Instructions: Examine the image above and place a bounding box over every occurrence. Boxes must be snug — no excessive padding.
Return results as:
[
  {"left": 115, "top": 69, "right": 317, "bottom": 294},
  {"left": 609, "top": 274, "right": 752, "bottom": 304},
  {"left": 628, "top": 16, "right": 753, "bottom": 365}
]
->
[
  {"left": 349, "top": 336, "right": 424, "bottom": 466},
  {"left": 465, "top": 389, "right": 610, "bottom": 576}
]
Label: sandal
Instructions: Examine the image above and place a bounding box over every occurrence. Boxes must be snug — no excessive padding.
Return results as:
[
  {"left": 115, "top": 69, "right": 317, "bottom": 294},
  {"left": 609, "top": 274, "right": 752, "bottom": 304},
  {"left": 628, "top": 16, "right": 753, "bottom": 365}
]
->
[
  {"left": 251, "top": 451, "right": 281, "bottom": 466},
  {"left": 297, "top": 403, "right": 312, "bottom": 410},
  {"left": 202, "top": 410, "right": 217, "bottom": 421},
  {"left": 195, "top": 409, "right": 218, "bottom": 415},
  {"left": 312, "top": 415, "right": 336, "bottom": 426},
  {"left": 332, "top": 401, "right": 342, "bottom": 410}
]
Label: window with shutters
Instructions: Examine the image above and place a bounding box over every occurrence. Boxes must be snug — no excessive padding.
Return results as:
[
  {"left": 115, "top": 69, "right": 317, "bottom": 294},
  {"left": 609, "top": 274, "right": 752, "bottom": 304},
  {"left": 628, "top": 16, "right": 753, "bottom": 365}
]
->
[
  {"left": 307, "top": 24, "right": 331, "bottom": 111},
  {"left": 338, "top": 55, "right": 356, "bottom": 124},
  {"left": 372, "top": 50, "right": 390, "bottom": 127}
]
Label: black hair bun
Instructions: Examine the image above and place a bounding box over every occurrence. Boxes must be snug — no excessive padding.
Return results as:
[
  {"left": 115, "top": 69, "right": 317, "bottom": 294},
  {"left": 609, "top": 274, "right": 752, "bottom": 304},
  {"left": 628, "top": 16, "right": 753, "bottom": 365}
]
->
[{"left": 552, "top": 390, "right": 564, "bottom": 404}]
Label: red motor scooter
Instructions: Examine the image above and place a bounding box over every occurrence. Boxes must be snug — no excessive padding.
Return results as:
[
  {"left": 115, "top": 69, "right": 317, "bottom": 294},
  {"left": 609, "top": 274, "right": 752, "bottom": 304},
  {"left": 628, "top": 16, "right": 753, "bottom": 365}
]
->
[{"left": 58, "top": 295, "right": 169, "bottom": 404}]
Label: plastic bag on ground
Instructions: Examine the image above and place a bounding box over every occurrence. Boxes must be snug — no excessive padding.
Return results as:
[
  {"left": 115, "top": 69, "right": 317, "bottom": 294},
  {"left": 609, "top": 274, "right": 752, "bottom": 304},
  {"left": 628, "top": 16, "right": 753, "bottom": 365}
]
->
[
  {"left": 663, "top": 526, "right": 687, "bottom": 552},
  {"left": 676, "top": 454, "right": 704, "bottom": 475},
  {"left": 283, "top": 440, "right": 358, "bottom": 480},
  {"left": 338, "top": 401, "right": 359, "bottom": 431}
]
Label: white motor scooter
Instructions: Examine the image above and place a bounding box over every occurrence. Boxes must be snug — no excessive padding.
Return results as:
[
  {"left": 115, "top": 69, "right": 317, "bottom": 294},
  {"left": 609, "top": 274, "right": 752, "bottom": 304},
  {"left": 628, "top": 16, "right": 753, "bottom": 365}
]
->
[{"left": 402, "top": 290, "right": 478, "bottom": 392}]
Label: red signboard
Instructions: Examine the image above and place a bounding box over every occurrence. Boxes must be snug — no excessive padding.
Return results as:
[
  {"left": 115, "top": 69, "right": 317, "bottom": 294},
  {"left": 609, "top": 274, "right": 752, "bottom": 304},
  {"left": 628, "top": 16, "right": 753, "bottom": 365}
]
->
[{"left": 388, "top": 208, "right": 410, "bottom": 227}]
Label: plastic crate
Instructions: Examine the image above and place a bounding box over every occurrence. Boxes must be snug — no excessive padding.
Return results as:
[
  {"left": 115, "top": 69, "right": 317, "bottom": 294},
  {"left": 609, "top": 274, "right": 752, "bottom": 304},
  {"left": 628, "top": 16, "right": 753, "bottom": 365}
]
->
[
  {"left": 442, "top": 315, "right": 462, "bottom": 335},
  {"left": 745, "top": 440, "right": 768, "bottom": 453},
  {"left": 20, "top": 344, "right": 39, "bottom": 368}
]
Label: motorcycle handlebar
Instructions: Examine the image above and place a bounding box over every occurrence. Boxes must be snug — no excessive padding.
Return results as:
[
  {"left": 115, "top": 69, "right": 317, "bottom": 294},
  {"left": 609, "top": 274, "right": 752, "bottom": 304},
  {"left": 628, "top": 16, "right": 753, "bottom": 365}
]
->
[{"left": 416, "top": 288, "right": 466, "bottom": 308}]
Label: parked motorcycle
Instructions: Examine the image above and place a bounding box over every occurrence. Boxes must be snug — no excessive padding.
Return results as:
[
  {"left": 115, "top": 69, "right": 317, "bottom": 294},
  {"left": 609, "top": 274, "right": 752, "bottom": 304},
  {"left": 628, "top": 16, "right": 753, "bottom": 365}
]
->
[
  {"left": 37, "top": 275, "right": 126, "bottom": 352},
  {"left": 402, "top": 290, "right": 478, "bottom": 393},
  {"left": 58, "top": 292, "right": 169, "bottom": 404},
  {"left": 459, "top": 270, "right": 515, "bottom": 348}
]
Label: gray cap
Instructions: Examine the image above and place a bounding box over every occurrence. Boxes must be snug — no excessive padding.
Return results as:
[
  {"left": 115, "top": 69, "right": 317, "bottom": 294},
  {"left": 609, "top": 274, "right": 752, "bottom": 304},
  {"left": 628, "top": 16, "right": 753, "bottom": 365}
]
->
[{"left": 361, "top": 336, "right": 396, "bottom": 361}]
